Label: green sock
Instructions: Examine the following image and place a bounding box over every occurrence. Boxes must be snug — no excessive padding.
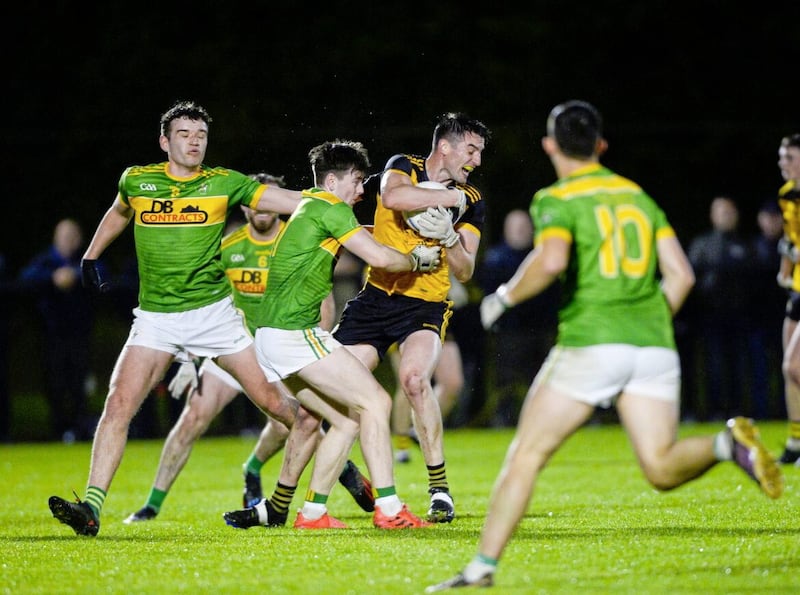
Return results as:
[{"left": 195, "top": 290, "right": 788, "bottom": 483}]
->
[
  {"left": 84, "top": 485, "right": 107, "bottom": 518},
  {"left": 243, "top": 454, "right": 264, "bottom": 476},
  {"left": 144, "top": 487, "right": 168, "bottom": 513}
]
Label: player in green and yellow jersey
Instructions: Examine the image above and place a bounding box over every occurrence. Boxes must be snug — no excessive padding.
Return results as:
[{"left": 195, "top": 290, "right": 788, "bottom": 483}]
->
[
  {"left": 428, "top": 100, "right": 783, "bottom": 592},
  {"left": 123, "top": 174, "right": 373, "bottom": 524},
  {"left": 49, "top": 101, "right": 301, "bottom": 537},
  {"left": 224, "top": 140, "right": 440, "bottom": 530}
]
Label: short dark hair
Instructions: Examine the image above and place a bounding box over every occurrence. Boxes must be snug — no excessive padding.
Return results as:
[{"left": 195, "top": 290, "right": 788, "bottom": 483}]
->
[
  {"left": 308, "top": 140, "right": 370, "bottom": 186},
  {"left": 547, "top": 100, "right": 602, "bottom": 159},
  {"left": 249, "top": 172, "right": 286, "bottom": 188},
  {"left": 781, "top": 133, "right": 800, "bottom": 150},
  {"left": 159, "top": 100, "right": 212, "bottom": 136},
  {"left": 432, "top": 112, "right": 492, "bottom": 147}
]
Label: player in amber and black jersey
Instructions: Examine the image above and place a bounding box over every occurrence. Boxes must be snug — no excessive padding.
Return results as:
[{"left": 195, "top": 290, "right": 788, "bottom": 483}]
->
[
  {"left": 775, "top": 133, "right": 800, "bottom": 465},
  {"left": 334, "top": 112, "right": 491, "bottom": 523}
]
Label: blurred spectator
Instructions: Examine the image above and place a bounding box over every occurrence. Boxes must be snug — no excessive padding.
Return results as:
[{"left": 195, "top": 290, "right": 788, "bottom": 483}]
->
[
  {"left": 749, "top": 200, "right": 786, "bottom": 419},
  {"left": 477, "top": 209, "right": 559, "bottom": 427},
  {"left": 18, "top": 218, "right": 101, "bottom": 442},
  {"left": 686, "top": 196, "right": 754, "bottom": 420}
]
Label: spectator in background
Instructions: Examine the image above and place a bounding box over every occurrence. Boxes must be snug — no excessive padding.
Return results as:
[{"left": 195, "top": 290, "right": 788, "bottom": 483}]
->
[
  {"left": 749, "top": 200, "right": 786, "bottom": 419},
  {"left": 477, "top": 208, "right": 559, "bottom": 427},
  {"left": 18, "top": 218, "right": 100, "bottom": 442},
  {"left": 686, "top": 196, "right": 753, "bottom": 420}
]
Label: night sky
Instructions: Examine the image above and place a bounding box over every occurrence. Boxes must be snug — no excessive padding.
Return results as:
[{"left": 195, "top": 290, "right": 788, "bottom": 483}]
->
[{"left": 4, "top": 1, "right": 797, "bottom": 271}]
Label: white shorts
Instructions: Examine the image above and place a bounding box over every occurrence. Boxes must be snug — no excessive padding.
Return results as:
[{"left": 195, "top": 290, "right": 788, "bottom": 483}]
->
[
  {"left": 535, "top": 344, "right": 680, "bottom": 408},
  {"left": 125, "top": 296, "right": 253, "bottom": 358},
  {"left": 255, "top": 326, "right": 341, "bottom": 381},
  {"left": 199, "top": 358, "right": 242, "bottom": 391}
]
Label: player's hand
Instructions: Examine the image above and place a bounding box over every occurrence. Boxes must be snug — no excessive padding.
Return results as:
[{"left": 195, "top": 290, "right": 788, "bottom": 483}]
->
[
  {"left": 450, "top": 187, "right": 467, "bottom": 220},
  {"left": 168, "top": 360, "right": 200, "bottom": 399},
  {"left": 777, "top": 272, "right": 794, "bottom": 289},
  {"left": 409, "top": 245, "right": 441, "bottom": 272},
  {"left": 415, "top": 206, "right": 460, "bottom": 248},
  {"left": 480, "top": 285, "right": 512, "bottom": 330},
  {"left": 80, "top": 258, "right": 110, "bottom": 293},
  {"left": 778, "top": 237, "right": 800, "bottom": 263}
]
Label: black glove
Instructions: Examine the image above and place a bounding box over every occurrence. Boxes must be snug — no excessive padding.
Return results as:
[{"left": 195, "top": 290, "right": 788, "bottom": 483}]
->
[{"left": 80, "top": 258, "right": 110, "bottom": 293}]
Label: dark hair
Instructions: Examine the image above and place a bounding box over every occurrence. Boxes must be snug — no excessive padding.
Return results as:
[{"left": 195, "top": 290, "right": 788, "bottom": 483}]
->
[
  {"left": 308, "top": 140, "right": 370, "bottom": 186},
  {"left": 781, "top": 133, "right": 800, "bottom": 150},
  {"left": 547, "top": 100, "right": 602, "bottom": 159},
  {"left": 249, "top": 172, "right": 286, "bottom": 188},
  {"left": 159, "top": 100, "right": 212, "bottom": 136},
  {"left": 432, "top": 112, "right": 492, "bottom": 147}
]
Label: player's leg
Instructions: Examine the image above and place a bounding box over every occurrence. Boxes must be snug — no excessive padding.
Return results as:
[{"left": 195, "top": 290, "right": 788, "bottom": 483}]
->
[
  {"left": 432, "top": 337, "right": 464, "bottom": 421},
  {"left": 434, "top": 380, "right": 592, "bottom": 589},
  {"left": 298, "top": 348, "right": 428, "bottom": 528},
  {"left": 125, "top": 369, "right": 238, "bottom": 522},
  {"left": 218, "top": 345, "right": 297, "bottom": 429},
  {"left": 225, "top": 398, "right": 323, "bottom": 528},
  {"left": 49, "top": 344, "right": 173, "bottom": 536},
  {"left": 241, "top": 417, "right": 290, "bottom": 508},
  {"left": 779, "top": 316, "right": 800, "bottom": 463},
  {"left": 396, "top": 329, "right": 453, "bottom": 522},
  {"left": 388, "top": 347, "right": 414, "bottom": 463},
  {"left": 285, "top": 381, "right": 357, "bottom": 528},
  {"left": 618, "top": 346, "right": 782, "bottom": 498}
]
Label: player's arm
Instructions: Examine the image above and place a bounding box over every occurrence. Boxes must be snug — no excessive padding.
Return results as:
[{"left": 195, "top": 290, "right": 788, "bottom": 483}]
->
[
  {"left": 342, "top": 228, "right": 439, "bottom": 273},
  {"left": 254, "top": 185, "right": 302, "bottom": 216},
  {"left": 319, "top": 291, "right": 336, "bottom": 331},
  {"left": 380, "top": 171, "right": 464, "bottom": 212},
  {"left": 83, "top": 196, "right": 133, "bottom": 260},
  {"left": 656, "top": 235, "right": 695, "bottom": 315},
  {"left": 503, "top": 236, "right": 567, "bottom": 304},
  {"left": 444, "top": 226, "right": 480, "bottom": 283},
  {"left": 777, "top": 236, "right": 796, "bottom": 288},
  {"left": 80, "top": 196, "right": 134, "bottom": 293},
  {"left": 480, "top": 235, "right": 567, "bottom": 329}
]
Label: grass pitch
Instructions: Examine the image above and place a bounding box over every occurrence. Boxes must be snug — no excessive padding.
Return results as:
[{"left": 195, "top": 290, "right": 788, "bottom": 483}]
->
[{"left": 1, "top": 422, "right": 798, "bottom": 594}]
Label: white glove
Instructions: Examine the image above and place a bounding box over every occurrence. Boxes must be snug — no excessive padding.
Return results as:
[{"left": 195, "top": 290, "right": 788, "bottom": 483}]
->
[
  {"left": 451, "top": 188, "right": 467, "bottom": 220},
  {"left": 778, "top": 237, "right": 800, "bottom": 263},
  {"left": 480, "top": 285, "right": 513, "bottom": 330},
  {"left": 777, "top": 272, "right": 794, "bottom": 289},
  {"left": 409, "top": 245, "right": 441, "bottom": 272},
  {"left": 168, "top": 360, "right": 200, "bottom": 399},
  {"left": 415, "top": 206, "right": 460, "bottom": 248}
]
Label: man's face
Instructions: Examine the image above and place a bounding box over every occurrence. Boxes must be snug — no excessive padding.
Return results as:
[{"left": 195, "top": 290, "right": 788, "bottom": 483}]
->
[
  {"left": 779, "top": 144, "right": 800, "bottom": 184},
  {"left": 442, "top": 131, "right": 485, "bottom": 185},
  {"left": 332, "top": 168, "right": 365, "bottom": 206},
  {"left": 162, "top": 117, "right": 208, "bottom": 169},
  {"left": 244, "top": 207, "right": 279, "bottom": 234}
]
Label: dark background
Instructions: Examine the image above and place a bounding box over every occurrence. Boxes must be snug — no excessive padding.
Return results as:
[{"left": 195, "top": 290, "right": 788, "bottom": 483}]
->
[
  {"left": 2, "top": 1, "right": 797, "bottom": 438},
  {"left": 3, "top": 1, "right": 797, "bottom": 270}
]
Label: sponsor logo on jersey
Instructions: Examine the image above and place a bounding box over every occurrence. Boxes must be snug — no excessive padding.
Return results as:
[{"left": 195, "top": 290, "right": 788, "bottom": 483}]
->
[{"left": 140, "top": 200, "right": 208, "bottom": 224}]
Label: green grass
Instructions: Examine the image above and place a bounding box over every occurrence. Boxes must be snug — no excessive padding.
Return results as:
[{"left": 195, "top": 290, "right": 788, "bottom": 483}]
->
[{"left": 1, "top": 422, "right": 798, "bottom": 594}]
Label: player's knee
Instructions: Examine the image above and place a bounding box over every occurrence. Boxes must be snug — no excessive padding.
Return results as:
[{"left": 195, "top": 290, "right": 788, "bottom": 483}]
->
[
  {"left": 639, "top": 460, "right": 679, "bottom": 491},
  {"left": 782, "top": 359, "right": 800, "bottom": 386},
  {"left": 295, "top": 408, "right": 321, "bottom": 436},
  {"left": 400, "top": 371, "right": 428, "bottom": 401}
]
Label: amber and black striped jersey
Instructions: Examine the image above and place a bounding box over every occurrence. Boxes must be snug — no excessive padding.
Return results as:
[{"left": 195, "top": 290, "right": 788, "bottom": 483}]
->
[
  {"left": 777, "top": 180, "right": 800, "bottom": 291},
  {"left": 362, "top": 153, "right": 484, "bottom": 302}
]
